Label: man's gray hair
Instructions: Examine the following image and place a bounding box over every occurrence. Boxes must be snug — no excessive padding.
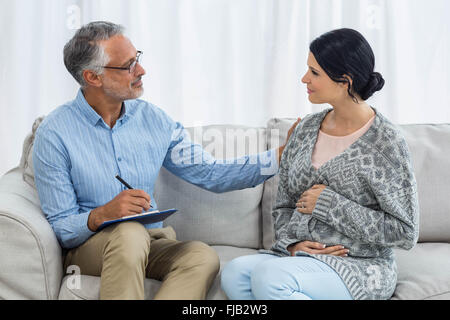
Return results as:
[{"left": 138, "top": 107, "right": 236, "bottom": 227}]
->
[{"left": 63, "top": 21, "right": 125, "bottom": 87}]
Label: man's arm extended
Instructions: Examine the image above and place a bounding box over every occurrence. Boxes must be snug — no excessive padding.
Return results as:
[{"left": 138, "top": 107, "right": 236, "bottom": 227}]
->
[{"left": 162, "top": 119, "right": 299, "bottom": 193}]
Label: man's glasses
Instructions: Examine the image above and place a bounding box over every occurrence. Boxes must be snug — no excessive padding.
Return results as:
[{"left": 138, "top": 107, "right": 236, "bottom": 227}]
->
[{"left": 101, "top": 51, "right": 143, "bottom": 73}]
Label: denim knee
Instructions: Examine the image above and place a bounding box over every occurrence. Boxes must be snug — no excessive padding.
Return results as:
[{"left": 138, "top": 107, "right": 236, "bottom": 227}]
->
[
  {"left": 221, "top": 258, "right": 243, "bottom": 299},
  {"left": 222, "top": 254, "right": 281, "bottom": 300},
  {"left": 250, "top": 261, "right": 297, "bottom": 300},
  {"left": 250, "top": 261, "right": 274, "bottom": 299}
]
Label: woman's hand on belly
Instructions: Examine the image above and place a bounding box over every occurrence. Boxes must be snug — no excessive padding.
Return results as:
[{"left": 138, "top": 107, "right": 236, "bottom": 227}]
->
[
  {"left": 296, "top": 184, "right": 327, "bottom": 214},
  {"left": 287, "top": 241, "right": 349, "bottom": 257}
]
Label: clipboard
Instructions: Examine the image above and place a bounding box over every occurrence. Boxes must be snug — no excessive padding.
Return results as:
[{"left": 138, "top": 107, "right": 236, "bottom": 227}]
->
[{"left": 97, "top": 208, "right": 178, "bottom": 231}]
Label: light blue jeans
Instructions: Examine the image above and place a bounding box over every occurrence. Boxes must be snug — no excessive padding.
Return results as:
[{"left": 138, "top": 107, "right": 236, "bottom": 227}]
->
[{"left": 221, "top": 254, "right": 353, "bottom": 300}]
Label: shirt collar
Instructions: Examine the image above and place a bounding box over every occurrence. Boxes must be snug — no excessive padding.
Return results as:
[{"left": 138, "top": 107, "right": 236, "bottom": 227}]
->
[{"left": 75, "top": 89, "right": 134, "bottom": 127}]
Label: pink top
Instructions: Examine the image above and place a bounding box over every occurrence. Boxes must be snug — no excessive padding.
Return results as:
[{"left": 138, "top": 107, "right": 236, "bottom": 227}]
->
[{"left": 311, "top": 115, "right": 376, "bottom": 170}]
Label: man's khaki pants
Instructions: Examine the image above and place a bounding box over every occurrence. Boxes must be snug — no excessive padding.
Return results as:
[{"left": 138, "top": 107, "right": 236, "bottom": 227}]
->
[{"left": 63, "top": 221, "right": 220, "bottom": 300}]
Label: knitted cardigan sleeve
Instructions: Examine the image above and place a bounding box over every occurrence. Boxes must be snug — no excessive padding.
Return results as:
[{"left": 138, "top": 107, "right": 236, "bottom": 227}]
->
[
  {"left": 271, "top": 122, "right": 311, "bottom": 254},
  {"left": 312, "top": 135, "right": 420, "bottom": 250}
]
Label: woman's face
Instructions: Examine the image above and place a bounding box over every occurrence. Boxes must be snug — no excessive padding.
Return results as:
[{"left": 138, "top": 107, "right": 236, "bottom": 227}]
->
[{"left": 301, "top": 52, "right": 347, "bottom": 104}]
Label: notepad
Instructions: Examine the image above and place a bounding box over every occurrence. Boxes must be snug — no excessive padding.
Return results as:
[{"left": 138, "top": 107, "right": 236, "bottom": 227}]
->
[{"left": 97, "top": 208, "right": 178, "bottom": 231}]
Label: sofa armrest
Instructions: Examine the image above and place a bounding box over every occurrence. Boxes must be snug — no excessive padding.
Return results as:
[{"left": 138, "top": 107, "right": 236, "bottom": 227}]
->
[{"left": 0, "top": 168, "right": 63, "bottom": 299}]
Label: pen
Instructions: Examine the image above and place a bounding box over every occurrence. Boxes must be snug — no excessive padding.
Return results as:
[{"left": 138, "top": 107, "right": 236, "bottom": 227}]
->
[
  {"left": 115, "top": 175, "right": 134, "bottom": 189},
  {"left": 115, "top": 175, "right": 153, "bottom": 209}
]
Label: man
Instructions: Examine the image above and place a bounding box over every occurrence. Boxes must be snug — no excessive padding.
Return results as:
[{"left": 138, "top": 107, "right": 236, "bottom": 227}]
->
[{"left": 33, "top": 21, "right": 298, "bottom": 300}]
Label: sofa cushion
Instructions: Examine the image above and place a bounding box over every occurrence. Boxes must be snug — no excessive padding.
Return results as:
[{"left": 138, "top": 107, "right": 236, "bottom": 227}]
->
[
  {"left": 399, "top": 124, "right": 450, "bottom": 242},
  {"left": 392, "top": 243, "right": 450, "bottom": 300},
  {"left": 58, "top": 245, "right": 258, "bottom": 300},
  {"left": 19, "top": 116, "right": 45, "bottom": 188},
  {"left": 157, "top": 168, "right": 264, "bottom": 248},
  {"left": 156, "top": 125, "right": 268, "bottom": 248}
]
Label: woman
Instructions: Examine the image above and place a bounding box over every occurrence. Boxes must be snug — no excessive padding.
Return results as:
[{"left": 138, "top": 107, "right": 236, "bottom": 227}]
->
[{"left": 221, "top": 28, "right": 419, "bottom": 300}]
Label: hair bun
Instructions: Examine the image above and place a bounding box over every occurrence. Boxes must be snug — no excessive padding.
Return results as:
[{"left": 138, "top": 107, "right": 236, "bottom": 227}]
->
[{"left": 360, "top": 72, "right": 385, "bottom": 100}]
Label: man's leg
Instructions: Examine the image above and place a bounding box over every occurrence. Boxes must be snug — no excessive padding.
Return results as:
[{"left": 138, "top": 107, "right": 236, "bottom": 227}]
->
[
  {"left": 64, "top": 221, "right": 151, "bottom": 299},
  {"left": 145, "top": 230, "right": 220, "bottom": 300}
]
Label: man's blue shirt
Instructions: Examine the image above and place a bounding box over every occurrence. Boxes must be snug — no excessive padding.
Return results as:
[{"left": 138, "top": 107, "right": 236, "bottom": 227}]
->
[{"left": 33, "top": 89, "right": 278, "bottom": 249}]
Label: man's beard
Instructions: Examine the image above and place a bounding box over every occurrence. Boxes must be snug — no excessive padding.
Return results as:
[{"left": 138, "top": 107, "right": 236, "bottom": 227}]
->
[{"left": 103, "top": 78, "right": 144, "bottom": 101}]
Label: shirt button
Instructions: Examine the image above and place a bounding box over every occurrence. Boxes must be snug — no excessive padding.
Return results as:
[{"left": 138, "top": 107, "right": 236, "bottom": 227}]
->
[{"left": 118, "top": 157, "right": 122, "bottom": 162}]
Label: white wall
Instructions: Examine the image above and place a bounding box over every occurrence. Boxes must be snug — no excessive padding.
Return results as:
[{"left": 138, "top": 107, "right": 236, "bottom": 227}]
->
[{"left": 1, "top": 0, "right": 449, "bottom": 176}]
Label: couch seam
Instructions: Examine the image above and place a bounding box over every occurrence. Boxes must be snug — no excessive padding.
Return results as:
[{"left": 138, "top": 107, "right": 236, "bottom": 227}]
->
[{"left": 0, "top": 212, "right": 52, "bottom": 299}]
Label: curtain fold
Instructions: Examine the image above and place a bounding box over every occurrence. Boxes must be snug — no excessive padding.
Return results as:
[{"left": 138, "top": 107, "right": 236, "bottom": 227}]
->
[{"left": 0, "top": 0, "right": 449, "bottom": 176}]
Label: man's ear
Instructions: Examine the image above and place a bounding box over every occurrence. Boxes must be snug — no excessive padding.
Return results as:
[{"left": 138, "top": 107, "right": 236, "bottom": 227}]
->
[{"left": 82, "top": 69, "right": 103, "bottom": 88}]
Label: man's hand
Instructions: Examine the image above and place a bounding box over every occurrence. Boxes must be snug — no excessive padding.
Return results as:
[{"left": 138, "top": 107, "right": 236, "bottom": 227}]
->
[
  {"left": 296, "top": 184, "right": 327, "bottom": 214},
  {"left": 88, "top": 189, "right": 152, "bottom": 231},
  {"left": 287, "top": 241, "right": 349, "bottom": 257},
  {"left": 278, "top": 117, "right": 301, "bottom": 164}
]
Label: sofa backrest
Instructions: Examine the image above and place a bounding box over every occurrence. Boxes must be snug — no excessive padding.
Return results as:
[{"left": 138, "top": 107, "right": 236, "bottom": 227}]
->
[
  {"left": 16, "top": 116, "right": 450, "bottom": 253},
  {"left": 399, "top": 124, "right": 450, "bottom": 243},
  {"left": 155, "top": 124, "right": 268, "bottom": 249}
]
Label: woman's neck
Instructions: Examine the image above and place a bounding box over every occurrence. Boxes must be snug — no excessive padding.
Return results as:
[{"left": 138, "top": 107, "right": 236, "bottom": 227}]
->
[{"left": 322, "top": 99, "right": 375, "bottom": 135}]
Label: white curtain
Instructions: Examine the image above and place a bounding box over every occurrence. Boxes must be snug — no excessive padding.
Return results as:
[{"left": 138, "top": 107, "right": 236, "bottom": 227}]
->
[{"left": 1, "top": 0, "right": 449, "bottom": 176}]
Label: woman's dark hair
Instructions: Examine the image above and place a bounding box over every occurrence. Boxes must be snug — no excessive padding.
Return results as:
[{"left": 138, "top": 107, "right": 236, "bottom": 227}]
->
[{"left": 310, "top": 28, "right": 384, "bottom": 102}]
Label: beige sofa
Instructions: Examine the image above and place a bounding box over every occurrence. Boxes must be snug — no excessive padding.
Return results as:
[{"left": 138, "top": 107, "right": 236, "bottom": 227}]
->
[{"left": 0, "top": 116, "right": 449, "bottom": 300}]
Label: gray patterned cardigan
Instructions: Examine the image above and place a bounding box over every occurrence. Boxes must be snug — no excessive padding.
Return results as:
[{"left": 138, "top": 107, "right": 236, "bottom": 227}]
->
[{"left": 262, "top": 107, "right": 420, "bottom": 300}]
